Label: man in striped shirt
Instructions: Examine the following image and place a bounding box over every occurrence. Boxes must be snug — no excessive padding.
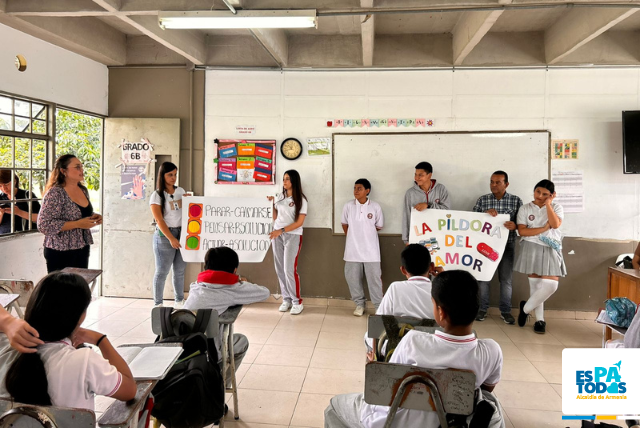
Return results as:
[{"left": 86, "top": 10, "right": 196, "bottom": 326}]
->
[{"left": 472, "top": 171, "right": 522, "bottom": 325}]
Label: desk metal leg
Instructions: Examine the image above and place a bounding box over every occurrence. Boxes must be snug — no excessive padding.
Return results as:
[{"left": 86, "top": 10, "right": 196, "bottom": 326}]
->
[
  {"left": 228, "top": 323, "right": 239, "bottom": 420},
  {"left": 221, "top": 325, "right": 229, "bottom": 428},
  {"left": 10, "top": 302, "right": 23, "bottom": 319}
]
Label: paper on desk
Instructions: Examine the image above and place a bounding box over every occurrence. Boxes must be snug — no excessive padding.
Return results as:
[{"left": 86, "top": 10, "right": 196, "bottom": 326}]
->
[{"left": 117, "top": 346, "right": 182, "bottom": 380}]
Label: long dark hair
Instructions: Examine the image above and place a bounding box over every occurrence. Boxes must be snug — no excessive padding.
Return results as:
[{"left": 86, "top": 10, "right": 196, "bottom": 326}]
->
[
  {"left": 6, "top": 272, "right": 91, "bottom": 405},
  {"left": 156, "top": 162, "right": 178, "bottom": 217},
  {"left": 44, "top": 154, "right": 88, "bottom": 194},
  {"left": 283, "top": 170, "right": 307, "bottom": 221}
]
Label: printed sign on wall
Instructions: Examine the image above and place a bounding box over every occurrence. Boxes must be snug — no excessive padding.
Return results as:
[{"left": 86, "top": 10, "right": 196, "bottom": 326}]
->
[
  {"left": 180, "top": 196, "right": 273, "bottom": 263},
  {"left": 120, "top": 138, "right": 154, "bottom": 164},
  {"left": 409, "top": 209, "right": 509, "bottom": 281},
  {"left": 121, "top": 164, "right": 146, "bottom": 200}
]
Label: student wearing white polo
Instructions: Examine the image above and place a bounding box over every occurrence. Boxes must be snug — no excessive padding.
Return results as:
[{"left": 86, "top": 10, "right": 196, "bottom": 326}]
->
[
  {"left": 268, "top": 170, "right": 308, "bottom": 315},
  {"left": 342, "top": 179, "right": 384, "bottom": 316},
  {"left": 326, "top": 270, "right": 504, "bottom": 428},
  {"left": 363, "top": 244, "right": 435, "bottom": 354}
]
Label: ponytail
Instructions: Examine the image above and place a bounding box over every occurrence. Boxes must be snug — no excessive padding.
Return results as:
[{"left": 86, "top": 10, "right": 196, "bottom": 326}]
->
[{"left": 6, "top": 353, "right": 51, "bottom": 405}]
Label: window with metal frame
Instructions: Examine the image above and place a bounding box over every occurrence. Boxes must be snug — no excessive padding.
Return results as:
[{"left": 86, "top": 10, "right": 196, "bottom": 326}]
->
[{"left": 0, "top": 94, "right": 50, "bottom": 236}]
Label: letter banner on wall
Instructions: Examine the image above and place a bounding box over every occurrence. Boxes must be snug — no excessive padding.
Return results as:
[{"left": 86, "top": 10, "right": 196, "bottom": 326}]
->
[
  {"left": 409, "top": 209, "right": 509, "bottom": 281},
  {"left": 180, "top": 196, "right": 273, "bottom": 263}
]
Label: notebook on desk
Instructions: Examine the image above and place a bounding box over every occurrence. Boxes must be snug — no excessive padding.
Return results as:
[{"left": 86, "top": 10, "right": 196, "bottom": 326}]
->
[{"left": 117, "top": 344, "right": 182, "bottom": 380}]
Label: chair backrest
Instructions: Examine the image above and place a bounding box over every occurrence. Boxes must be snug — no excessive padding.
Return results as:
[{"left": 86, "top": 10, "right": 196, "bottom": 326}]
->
[
  {"left": 0, "top": 279, "right": 34, "bottom": 307},
  {"left": 0, "top": 398, "right": 95, "bottom": 428},
  {"left": 150, "top": 307, "right": 219, "bottom": 338},
  {"left": 367, "top": 315, "right": 439, "bottom": 339},
  {"left": 364, "top": 361, "right": 476, "bottom": 427},
  {"left": 616, "top": 253, "right": 634, "bottom": 266}
]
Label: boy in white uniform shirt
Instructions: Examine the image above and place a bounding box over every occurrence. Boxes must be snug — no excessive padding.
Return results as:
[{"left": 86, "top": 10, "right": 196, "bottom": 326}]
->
[
  {"left": 364, "top": 244, "right": 435, "bottom": 354},
  {"left": 326, "top": 270, "right": 504, "bottom": 428},
  {"left": 342, "top": 179, "right": 384, "bottom": 316}
]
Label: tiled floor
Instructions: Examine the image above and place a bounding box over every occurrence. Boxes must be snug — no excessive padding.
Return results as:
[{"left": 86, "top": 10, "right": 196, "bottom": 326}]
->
[{"left": 85, "top": 297, "right": 627, "bottom": 428}]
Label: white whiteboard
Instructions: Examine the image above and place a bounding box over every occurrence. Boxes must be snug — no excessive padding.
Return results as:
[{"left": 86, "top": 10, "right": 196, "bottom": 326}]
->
[{"left": 333, "top": 131, "right": 550, "bottom": 235}]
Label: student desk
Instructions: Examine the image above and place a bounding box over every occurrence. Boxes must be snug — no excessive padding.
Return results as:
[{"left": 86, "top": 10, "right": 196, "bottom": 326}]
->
[
  {"left": 220, "top": 305, "right": 243, "bottom": 424},
  {"left": 606, "top": 267, "right": 640, "bottom": 341},
  {"left": 98, "top": 381, "right": 155, "bottom": 428},
  {"left": 61, "top": 267, "right": 102, "bottom": 294},
  {"left": 0, "top": 294, "right": 20, "bottom": 317}
]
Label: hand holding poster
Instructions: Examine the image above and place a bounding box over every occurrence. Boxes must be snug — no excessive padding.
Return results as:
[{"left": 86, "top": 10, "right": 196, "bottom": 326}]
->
[
  {"left": 180, "top": 196, "right": 273, "bottom": 263},
  {"left": 409, "top": 209, "right": 509, "bottom": 281}
]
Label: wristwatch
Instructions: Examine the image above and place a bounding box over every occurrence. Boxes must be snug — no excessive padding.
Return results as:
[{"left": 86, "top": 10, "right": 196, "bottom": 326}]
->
[{"left": 280, "top": 228, "right": 285, "bottom": 234}]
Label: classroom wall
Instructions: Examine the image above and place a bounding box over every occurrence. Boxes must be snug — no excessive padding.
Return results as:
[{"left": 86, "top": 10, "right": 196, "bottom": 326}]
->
[
  {"left": 0, "top": 23, "right": 108, "bottom": 282},
  {"left": 204, "top": 69, "right": 640, "bottom": 311},
  {"left": 108, "top": 68, "right": 205, "bottom": 290}
]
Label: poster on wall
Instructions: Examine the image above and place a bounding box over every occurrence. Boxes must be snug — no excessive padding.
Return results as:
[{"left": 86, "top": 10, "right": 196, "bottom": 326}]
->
[
  {"left": 214, "top": 139, "right": 276, "bottom": 185},
  {"left": 120, "top": 138, "right": 154, "bottom": 164},
  {"left": 552, "top": 139, "right": 579, "bottom": 160},
  {"left": 179, "top": 196, "right": 273, "bottom": 263},
  {"left": 551, "top": 170, "right": 584, "bottom": 213},
  {"left": 307, "top": 137, "right": 331, "bottom": 156},
  {"left": 409, "top": 209, "right": 509, "bottom": 281},
  {"left": 121, "top": 164, "right": 146, "bottom": 200}
]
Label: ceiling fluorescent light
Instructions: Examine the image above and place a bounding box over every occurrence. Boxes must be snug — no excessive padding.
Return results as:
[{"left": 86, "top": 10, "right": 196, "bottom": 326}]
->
[{"left": 158, "top": 10, "right": 317, "bottom": 29}]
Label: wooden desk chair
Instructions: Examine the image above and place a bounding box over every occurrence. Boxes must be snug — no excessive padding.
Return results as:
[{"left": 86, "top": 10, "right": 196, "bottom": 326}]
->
[
  {"left": 367, "top": 315, "right": 439, "bottom": 361},
  {"left": 150, "top": 306, "right": 243, "bottom": 427},
  {"left": 60, "top": 267, "right": 102, "bottom": 295},
  {"left": 0, "top": 279, "right": 34, "bottom": 318},
  {"left": 364, "top": 361, "right": 476, "bottom": 428},
  {"left": 0, "top": 398, "right": 95, "bottom": 428}
]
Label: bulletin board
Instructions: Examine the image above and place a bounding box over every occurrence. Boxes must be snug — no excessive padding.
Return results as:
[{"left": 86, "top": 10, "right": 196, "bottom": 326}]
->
[
  {"left": 214, "top": 139, "right": 276, "bottom": 184},
  {"left": 333, "top": 131, "right": 551, "bottom": 235}
]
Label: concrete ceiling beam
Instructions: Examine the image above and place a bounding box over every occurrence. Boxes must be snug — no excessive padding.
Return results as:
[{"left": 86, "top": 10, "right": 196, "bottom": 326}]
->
[
  {"left": 545, "top": 7, "right": 638, "bottom": 64},
  {"left": 452, "top": 8, "right": 506, "bottom": 66},
  {"left": 5, "top": 0, "right": 108, "bottom": 16},
  {"left": 250, "top": 28, "right": 289, "bottom": 67},
  {"left": 0, "top": 14, "right": 126, "bottom": 65},
  {"left": 90, "top": 0, "right": 206, "bottom": 65},
  {"left": 0, "top": 0, "right": 6, "bottom": 13},
  {"left": 360, "top": 0, "right": 375, "bottom": 66}
]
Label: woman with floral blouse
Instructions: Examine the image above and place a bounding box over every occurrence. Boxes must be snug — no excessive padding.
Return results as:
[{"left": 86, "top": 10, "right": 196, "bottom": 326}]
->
[{"left": 38, "top": 155, "right": 102, "bottom": 273}]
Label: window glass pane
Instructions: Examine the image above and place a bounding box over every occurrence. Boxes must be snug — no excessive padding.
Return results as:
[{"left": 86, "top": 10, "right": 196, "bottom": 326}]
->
[
  {"left": 32, "top": 103, "right": 45, "bottom": 118},
  {"left": 0, "top": 96, "right": 11, "bottom": 114},
  {"left": 33, "top": 170, "right": 45, "bottom": 197},
  {"left": 32, "top": 120, "right": 46, "bottom": 135},
  {"left": 15, "top": 139, "right": 30, "bottom": 168},
  {"left": 15, "top": 117, "right": 30, "bottom": 133},
  {"left": 32, "top": 140, "right": 46, "bottom": 169},
  {"left": 14, "top": 100, "right": 29, "bottom": 117},
  {"left": 0, "top": 137, "right": 13, "bottom": 167},
  {"left": 0, "top": 114, "right": 12, "bottom": 131},
  {"left": 16, "top": 170, "right": 30, "bottom": 192}
]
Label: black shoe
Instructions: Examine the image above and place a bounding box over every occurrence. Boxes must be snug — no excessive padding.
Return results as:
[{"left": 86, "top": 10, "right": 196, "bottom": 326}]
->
[
  {"left": 533, "top": 320, "right": 546, "bottom": 334},
  {"left": 517, "top": 301, "right": 527, "bottom": 327},
  {"left": 501, "top": 312, "right": 516, "bottom": 325},
  {"left": 475, "top": 310, "right": 487, "bottom": 321}
]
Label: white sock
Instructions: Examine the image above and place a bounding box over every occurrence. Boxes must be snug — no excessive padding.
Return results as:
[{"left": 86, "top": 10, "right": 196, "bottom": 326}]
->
[
  {"left": 524, "top": 278, "right": 541, "bottom": 314},
  {"left": 524, "top": 279, "right": 558, "bottom": 321}
]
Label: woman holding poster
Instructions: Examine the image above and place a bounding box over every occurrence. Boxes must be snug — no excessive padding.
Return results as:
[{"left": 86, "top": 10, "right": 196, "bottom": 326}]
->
[
  {"left": 268, "top": 170, "right": 307, "bottom": 315},
  {"left": 150, "top": 162, "right": 187, "bottom": 308},
  {"left": 514, "top": 179, "right": 566, "bottom": 334}
]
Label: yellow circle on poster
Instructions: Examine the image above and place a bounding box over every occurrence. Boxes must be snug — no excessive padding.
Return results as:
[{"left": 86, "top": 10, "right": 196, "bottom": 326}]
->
[{"left": 188, "top": 220, "right": 201, "bottom": 234}]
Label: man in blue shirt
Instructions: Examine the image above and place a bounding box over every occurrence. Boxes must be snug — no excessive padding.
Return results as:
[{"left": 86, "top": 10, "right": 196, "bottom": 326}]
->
[{"left": 472, "top": 171, "right": 522, "bottom": 324}]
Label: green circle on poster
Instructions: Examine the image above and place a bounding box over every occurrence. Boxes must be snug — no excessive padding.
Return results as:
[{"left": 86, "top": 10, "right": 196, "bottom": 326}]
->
[{"left": 186, "top": 236, "right": 199, "bottom": 249}]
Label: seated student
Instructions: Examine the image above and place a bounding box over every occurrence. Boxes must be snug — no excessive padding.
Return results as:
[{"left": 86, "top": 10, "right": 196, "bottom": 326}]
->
[
  {"left": 365, "top": 244, "right": 435, "bottom": 355},
  {"left": 2, "top": 272, "right": 136, "bottom": 410},
  {"left": 184, "top": 246, "right": 270, "bottom": 377},
  {"left": 327, "top": 270, "right": 504, "bottom": 428},
  {"left": 606, "top": 306, "right": 640, "bottom": 349}
]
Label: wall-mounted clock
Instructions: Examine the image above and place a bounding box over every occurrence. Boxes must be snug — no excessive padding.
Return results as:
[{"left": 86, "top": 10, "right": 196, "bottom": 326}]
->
[{"left": 281, "top": 138, "right": 302, "bottom": 160}]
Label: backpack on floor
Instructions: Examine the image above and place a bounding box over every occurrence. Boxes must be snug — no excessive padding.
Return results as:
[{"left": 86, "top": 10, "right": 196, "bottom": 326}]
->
[
  {"left": 151, "top": 308, "right": 226, "bottom": 428},
  {"left": 605, "top": 297, "right": 638, "bottom": 328}
]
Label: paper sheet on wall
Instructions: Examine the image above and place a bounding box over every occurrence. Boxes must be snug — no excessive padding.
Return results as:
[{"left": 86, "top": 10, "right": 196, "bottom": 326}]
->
[
  {"left": 551, "top": 170, "right": 584, "bottom": 213},
  {"left": 307, "top": 137, "right": 331, "bottom": 156},
  {"left": 551, "top": 139, "right": 579, "bottom": 160}
]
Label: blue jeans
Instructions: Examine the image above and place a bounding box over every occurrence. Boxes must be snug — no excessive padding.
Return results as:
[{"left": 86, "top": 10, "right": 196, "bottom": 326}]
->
[
  {"left": 152, "top": 227, "right": 186, "bottom": 305},
  {"left": 478, "top": 241, "right": 515, "bottom": 313}
]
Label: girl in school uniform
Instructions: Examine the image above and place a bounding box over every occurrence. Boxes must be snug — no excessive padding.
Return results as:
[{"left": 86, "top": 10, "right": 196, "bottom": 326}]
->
[
  {"left": 150, "top": 162, "right": 187, "bottom": 308},
  {"left": 4, "top": 271, "right": 136, "bottom": 410},
  {"left": 514, "top": 179, "right": 566, "bottom": 334},
  {"left": 268, "top": 170, "right": 308, "bottom": 315}
]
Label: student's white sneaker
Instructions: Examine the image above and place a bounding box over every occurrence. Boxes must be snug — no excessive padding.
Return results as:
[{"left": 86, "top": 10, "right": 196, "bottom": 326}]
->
[
  {"left": 353, "top": 306, "right": 365, "bottom": 317},
  {"left": 154, "top": 303, "right": 163, "bottom": 308},
  {"left": 290, "top": 304, "right": 304, "bottom": 315},
  {"left": 174, "top": 300, "right": 184, "bottom": 309},
  {"left": 279, "top": 301, "right": 292, "bottom": 312}
]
